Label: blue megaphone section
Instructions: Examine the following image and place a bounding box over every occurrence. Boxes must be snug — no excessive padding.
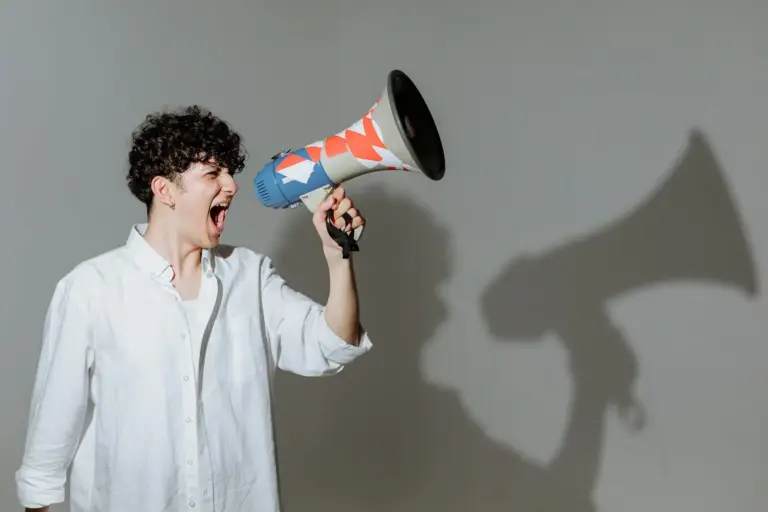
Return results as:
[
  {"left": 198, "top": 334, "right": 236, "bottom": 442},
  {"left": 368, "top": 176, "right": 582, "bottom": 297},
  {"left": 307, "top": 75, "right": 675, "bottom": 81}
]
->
[{"left": 253, "top": 148, "right": 335, "bottom": 209}]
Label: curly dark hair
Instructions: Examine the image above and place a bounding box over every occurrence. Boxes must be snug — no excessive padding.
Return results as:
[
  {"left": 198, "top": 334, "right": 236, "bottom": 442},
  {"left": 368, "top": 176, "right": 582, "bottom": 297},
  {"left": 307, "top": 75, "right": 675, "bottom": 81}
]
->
[{"left": 126, "top": 105, "right": 248, "bottom": 213}]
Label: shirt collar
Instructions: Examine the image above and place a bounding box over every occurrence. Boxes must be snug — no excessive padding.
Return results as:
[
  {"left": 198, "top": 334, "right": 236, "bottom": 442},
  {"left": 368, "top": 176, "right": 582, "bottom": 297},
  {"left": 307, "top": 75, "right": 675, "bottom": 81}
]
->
[{"left": 125, "top": 224, "right": 215, "bottom": 282}]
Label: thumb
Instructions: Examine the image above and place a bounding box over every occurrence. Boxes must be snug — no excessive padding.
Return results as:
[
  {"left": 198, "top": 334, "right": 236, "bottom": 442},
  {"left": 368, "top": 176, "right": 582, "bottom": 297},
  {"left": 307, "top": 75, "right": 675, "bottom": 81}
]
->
[
  {"left": 313, "top": 195, "right": 335, "bottom": 225},
  {"left": 318, "top": 195, "right": 336, "bottom": 213}
]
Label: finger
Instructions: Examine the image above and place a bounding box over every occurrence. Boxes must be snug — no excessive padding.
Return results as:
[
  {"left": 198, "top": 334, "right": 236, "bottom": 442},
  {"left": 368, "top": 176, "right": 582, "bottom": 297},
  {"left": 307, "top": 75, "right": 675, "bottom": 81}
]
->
[
  {"left": 342, "top": 207, "right": 357, "bottom": 220},
  {"left": 335, "top": 212, "right": 352, "bottom": 229},
  {"left": 318, "top": 194, "right": 336, "bottom": 212},
  {"left": 331, "top": 186, "right": 345, "bottom": 204},
  {"left": 351, "top": 215, "right": 364, "bottom": 229},
  {"left": 333, "top": 198, "right": 352, "bottom": 218}
]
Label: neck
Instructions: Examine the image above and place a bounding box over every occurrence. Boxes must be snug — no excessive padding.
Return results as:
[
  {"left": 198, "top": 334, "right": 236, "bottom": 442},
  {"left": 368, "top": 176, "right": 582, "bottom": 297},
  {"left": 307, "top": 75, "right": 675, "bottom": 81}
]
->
[{"left": 142, "top": 216, "right": 202, "bottom": 279}]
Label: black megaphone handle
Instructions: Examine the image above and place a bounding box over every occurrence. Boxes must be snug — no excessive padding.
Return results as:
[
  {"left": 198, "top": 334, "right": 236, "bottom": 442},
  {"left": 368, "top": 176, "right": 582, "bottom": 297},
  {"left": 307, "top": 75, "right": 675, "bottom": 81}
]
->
[{"left": 325, "top": 209, "right": 359, "bottom": 259}]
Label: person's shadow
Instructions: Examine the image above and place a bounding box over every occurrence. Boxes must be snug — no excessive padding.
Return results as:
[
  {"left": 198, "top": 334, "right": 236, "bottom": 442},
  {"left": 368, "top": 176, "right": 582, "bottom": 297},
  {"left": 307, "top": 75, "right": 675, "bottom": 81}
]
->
[{"left": 265, "top": 184, "right": 576, "bottom": 511}]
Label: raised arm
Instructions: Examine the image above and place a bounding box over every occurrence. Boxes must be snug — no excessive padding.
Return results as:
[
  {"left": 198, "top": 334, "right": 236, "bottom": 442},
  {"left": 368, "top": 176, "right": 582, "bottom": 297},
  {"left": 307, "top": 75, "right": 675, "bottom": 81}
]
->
[
  {"left": 260, "top": 187, "right": 374, "bottom": 375},
  {"left": 260, "top": 255, "right": 372, "bottom": 376},
  {"left": 16, "top": 275, "right": 95, "bottom": 510},
  {"left": 314, "top": 186, "right": 368, "bottom": 345},
  {"left": 323, "top": 254, "right": 361, "bottom": 346}
]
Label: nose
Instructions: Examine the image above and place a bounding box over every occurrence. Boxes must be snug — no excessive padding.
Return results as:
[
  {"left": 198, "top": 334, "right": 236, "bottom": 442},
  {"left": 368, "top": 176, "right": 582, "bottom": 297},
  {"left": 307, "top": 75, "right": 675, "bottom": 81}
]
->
[{"left": 221, "top": 172, "right": 238, "bottom": 196}]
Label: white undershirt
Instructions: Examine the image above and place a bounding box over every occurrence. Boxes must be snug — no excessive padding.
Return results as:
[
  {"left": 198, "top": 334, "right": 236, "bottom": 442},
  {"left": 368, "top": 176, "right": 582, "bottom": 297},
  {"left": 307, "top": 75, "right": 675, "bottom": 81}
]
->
[{"left": 182, "top": 295, "right": 206, "bottom": 383}]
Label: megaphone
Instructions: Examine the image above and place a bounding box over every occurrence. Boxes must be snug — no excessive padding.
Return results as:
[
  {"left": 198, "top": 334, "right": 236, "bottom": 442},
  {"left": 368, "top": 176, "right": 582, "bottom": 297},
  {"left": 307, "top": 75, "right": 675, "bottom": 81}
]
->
[{"left": 253, "top": 69, "right": 445, "bottom": 256}]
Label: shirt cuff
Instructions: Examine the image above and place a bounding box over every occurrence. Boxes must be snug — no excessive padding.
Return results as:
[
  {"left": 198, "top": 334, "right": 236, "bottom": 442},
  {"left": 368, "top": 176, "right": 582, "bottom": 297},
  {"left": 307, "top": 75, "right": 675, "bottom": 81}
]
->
[
  {"left": 16, "top": 469, "right": 66, "bottom": 509},
  {"left": 318, "top": 312, "right": 373, "bottom": 365}
]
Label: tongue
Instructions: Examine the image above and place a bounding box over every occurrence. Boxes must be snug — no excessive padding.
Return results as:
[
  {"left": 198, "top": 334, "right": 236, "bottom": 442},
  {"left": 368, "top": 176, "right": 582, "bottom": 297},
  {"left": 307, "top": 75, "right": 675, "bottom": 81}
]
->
[{"left": 215, "top": 208, "right": 226, "bottom": 230}]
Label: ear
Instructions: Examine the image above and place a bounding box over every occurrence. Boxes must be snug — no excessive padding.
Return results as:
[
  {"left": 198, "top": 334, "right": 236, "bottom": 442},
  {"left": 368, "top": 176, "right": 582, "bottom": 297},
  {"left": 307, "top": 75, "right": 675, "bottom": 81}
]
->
[{"left": 150, "top": 175, "right": 177, "bottom": 208}]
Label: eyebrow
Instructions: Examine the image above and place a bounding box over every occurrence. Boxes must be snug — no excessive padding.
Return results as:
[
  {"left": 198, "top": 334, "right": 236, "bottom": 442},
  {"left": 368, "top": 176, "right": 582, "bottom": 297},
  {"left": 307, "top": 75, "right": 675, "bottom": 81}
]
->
[{"left": 202, "top": 163, "right": 229, "bottom": 173}]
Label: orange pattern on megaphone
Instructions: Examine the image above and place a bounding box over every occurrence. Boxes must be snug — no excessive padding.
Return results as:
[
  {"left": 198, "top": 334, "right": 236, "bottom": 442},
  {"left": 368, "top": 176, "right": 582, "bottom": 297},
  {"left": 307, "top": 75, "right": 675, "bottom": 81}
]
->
[
  {"left": 324, "top": 116, "right": 386, "bottom": 161},
  {"left": 273, "top": 96, "right": 408, "bottom": 175},
  {"left": 274, "top": 143, "right": 322, "bottom": 173},
  {"left": 324, "top": 101, "right": 387, "bottom": 162}
]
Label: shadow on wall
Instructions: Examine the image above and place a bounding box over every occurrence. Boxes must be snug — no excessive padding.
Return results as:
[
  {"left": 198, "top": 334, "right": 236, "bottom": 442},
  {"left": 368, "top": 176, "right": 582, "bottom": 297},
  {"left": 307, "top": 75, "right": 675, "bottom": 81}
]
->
[{"left": 269, "top": 129, "right": 757, "bottom": 512}]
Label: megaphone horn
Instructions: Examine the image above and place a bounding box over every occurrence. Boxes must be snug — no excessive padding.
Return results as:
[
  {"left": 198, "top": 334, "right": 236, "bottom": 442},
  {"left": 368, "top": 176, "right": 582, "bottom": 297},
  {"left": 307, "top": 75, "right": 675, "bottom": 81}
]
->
[{"left": 253, "top": 69, "right": 446, "bottom": 257}]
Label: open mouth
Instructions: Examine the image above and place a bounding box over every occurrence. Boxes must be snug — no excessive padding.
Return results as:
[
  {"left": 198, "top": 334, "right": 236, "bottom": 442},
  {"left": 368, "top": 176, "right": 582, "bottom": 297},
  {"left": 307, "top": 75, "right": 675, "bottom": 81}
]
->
[{"left": 209, "top": 201, "right": 230, "bottom": 233}]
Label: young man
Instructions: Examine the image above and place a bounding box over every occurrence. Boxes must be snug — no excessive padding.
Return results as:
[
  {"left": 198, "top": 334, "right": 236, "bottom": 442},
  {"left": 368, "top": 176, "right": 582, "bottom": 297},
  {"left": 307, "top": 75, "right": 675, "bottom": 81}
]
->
[{"left": 15, "top": 106, "right": 372, "bottom": 512}]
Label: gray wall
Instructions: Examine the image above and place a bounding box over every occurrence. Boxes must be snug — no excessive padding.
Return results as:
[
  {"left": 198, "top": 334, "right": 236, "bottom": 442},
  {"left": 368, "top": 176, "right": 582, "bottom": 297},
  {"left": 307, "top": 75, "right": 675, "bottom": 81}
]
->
[{"left": 1, "top": 0, "right": 765, "bottom": 510}]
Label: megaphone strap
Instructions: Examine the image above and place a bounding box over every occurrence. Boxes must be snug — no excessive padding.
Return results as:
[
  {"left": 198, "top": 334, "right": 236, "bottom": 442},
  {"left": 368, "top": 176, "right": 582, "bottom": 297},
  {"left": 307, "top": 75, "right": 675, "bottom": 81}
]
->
[{"left": 325, "top": 210, "right": 359, "bottom": 259}]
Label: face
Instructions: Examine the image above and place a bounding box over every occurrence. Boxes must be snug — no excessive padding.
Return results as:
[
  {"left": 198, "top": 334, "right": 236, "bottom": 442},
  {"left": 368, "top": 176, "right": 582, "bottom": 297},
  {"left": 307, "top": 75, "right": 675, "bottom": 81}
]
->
[{"left": 168, "top": 161, "right": 238, "bottom": 248}]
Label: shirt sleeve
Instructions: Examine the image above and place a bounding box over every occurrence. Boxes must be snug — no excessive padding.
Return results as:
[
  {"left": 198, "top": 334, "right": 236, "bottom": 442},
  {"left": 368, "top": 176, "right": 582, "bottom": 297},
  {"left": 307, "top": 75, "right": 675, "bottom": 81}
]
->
[
  {"left": 260, "top": 256, "right": 372, "bottom": 377},
  {"left": 15, "top": 275, "right": 95, "bottom": 509}
]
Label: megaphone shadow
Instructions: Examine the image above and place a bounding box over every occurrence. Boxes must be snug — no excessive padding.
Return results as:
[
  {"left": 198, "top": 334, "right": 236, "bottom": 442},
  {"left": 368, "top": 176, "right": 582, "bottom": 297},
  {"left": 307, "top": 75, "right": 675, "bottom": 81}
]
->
[
  {"left": 479, "top": 129, "right": 759, "bottom": 509},
  {"left": 268, "top": 130, "right": 757, "bottom": 512}
]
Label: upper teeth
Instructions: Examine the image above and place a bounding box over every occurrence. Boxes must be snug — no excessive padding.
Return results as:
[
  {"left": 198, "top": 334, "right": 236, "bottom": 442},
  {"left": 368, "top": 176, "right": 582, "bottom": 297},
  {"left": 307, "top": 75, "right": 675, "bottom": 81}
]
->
[{"left": 215, "top": 202, "right": 229, "bottom": 208}]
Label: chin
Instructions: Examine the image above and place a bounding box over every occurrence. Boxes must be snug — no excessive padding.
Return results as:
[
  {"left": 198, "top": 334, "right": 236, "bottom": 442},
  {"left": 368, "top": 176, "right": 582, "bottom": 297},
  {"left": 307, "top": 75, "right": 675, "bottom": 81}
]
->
[
  {"left": 192, "top": 229, "right": 220, "bottom": 249},
  {"left": 203, "top": 234, "right": 222, "bottom": 248}
]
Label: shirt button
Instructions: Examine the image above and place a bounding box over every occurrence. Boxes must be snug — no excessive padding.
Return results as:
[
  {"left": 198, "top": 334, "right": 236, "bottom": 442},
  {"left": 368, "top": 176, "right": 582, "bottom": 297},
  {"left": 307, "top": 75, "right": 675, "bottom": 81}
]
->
[
  {"left": 189, "top": 501, "right": 196, "bottom": 508},
  {"left": 187, "top": 459, "right": 194, "bottom": 466},
  {"left": 186, "top": 417, "right": 192, "bottom": 423},
  {"left": 181, "top": 333, "right": 187, "bottom": 339},
  {"left": 183, "top": 375, "right": 190, "bottom": 382}
]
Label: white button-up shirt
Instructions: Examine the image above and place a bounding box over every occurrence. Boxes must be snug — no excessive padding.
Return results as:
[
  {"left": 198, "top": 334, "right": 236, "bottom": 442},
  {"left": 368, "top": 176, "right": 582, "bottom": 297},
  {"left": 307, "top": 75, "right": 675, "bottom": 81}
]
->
[{"left": 15, "top": 224, "right": 373, "bottom": 512}]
